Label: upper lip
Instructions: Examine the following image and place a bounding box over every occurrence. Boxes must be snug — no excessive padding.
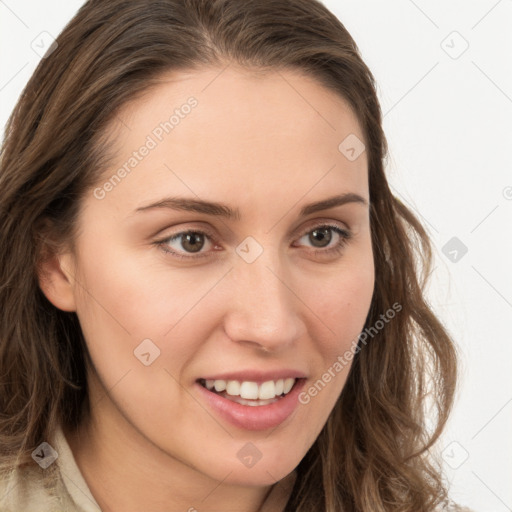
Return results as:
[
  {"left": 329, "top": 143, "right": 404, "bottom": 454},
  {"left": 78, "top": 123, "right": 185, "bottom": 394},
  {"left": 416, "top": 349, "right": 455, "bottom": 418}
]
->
[{"left": 198, "top": 369, "right": 307, "bottom": 384}]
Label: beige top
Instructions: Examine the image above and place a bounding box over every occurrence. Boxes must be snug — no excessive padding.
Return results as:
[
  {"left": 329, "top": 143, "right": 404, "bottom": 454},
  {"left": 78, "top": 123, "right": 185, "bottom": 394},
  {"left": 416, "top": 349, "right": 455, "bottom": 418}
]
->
[{"left": 0, "top": 426, "right": 296, "bottom": 511}]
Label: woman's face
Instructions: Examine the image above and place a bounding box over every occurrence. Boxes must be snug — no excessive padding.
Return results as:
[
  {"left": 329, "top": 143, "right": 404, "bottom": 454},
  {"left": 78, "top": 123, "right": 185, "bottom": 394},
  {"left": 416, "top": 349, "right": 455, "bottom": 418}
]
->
[{"left": 49, "top": 65, "right": 374, "bottom": 486}]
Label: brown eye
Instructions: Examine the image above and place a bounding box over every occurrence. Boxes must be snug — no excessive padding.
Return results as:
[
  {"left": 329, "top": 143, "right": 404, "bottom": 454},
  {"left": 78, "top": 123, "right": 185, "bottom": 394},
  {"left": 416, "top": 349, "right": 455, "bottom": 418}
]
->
[
  {"left": 308, "top": 227, "right": 332, "bottom": 248},
  {"left": 294, "top": 224, "right": 352, "bottom": 258},
  {"left": 179, "top": 232, "right": 205, "bottom": 253},
  {"left": 160, "top": 230, "right": 215, "bottom": 257}
]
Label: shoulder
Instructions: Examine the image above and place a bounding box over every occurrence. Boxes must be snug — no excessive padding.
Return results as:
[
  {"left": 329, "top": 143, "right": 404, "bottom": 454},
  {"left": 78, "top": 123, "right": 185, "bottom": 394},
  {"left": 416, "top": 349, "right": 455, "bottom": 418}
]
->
[
  {"left": 0, "top": 425, "right": 99, "bottom": 511},
  {"left": 0, "top": 462, "right": 70, "bottom": 511}
]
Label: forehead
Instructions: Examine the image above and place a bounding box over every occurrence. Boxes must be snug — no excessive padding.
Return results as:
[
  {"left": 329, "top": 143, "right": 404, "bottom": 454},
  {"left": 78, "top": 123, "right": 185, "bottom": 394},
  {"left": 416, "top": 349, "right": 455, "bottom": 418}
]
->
[{"left": 92, "top": 65, "right": 368, "bottom": 213}]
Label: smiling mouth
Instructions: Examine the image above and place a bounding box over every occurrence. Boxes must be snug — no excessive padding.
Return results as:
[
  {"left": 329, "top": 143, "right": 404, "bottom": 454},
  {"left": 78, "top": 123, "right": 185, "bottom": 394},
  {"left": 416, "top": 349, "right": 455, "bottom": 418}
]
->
[{"left": 197, "top": 377, "right": 300, "bottom": 407}]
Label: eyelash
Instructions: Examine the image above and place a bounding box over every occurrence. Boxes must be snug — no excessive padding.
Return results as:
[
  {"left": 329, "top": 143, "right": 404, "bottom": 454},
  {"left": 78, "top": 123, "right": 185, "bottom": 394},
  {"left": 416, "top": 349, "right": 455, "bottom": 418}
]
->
[{"left": 155, "top": 223, "right": 352, "bottom": 261}]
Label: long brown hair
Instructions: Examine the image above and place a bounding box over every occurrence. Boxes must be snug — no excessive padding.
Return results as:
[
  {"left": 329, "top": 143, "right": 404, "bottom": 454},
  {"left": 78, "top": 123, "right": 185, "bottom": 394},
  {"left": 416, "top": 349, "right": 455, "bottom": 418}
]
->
[{"left": 0, "top": 0, "right": 457, "bottom": 510}]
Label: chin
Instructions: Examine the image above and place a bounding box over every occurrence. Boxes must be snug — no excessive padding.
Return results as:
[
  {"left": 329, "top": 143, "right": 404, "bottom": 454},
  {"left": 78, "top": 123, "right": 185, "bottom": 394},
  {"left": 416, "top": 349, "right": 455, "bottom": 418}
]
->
[{"left": 206, "top": 448, "right": 302, "bottom": 486}]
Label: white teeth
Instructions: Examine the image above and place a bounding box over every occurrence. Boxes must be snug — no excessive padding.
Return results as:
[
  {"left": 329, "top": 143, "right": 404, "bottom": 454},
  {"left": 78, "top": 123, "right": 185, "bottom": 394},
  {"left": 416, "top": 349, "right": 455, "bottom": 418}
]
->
[
  {"left": 258, "top": 380, "right": 276, "bottom": 400},
  {"left": 213, "top": 379, "right": 226, "bottom": 392},
  {"left": 283, "top": 377, "right": 295, "bottom": 394},
  {"left": 240, "top": 381, "right": 259, "bottom": 399},
  {"left": 203, "top": 378, "right": 297, "bottom": 400},
  {"left": 226, "top": 380, "right": 241, "bottom": 396}
]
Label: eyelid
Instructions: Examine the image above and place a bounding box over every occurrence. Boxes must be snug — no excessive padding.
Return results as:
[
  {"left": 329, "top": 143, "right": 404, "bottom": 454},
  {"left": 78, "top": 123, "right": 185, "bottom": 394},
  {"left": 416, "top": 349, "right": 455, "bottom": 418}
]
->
[
  {"left": 154, "top": 223, "right": 218, "bottom": 243},
  {"left": 290, "top": 217, "right": 350, "bottom": 241}
]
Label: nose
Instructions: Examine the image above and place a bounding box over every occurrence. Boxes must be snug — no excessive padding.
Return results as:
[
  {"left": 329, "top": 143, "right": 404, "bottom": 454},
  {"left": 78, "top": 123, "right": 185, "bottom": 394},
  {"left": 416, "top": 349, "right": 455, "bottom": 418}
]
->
[{"left": 222, "top": 247, "right": 304, "bottom": 353}]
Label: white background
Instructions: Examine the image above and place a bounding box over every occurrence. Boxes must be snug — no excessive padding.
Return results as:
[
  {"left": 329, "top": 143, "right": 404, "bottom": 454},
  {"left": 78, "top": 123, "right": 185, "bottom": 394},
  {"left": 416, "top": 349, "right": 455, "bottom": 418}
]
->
[{"left": 1, "top": 1, "right": 511, "bottom": 510}]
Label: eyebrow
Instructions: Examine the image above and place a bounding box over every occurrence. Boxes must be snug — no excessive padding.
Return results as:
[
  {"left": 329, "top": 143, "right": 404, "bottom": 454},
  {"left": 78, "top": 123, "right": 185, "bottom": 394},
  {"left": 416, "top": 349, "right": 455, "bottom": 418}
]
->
[{"left": 134, "top": 192, "right": 368, "bottom": 220}]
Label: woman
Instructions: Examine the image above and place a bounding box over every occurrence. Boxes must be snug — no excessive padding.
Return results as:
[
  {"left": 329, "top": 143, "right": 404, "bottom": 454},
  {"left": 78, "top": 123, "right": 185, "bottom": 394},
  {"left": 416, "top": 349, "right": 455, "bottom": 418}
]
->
[{"left": 0, "top": 0, "right": 471, "bottom": 510}]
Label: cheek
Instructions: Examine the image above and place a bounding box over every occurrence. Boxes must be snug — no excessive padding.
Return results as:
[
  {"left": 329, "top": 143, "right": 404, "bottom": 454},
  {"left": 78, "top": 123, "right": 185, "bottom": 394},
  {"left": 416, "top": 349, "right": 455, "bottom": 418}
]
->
[
  {"left": 289, "top": 260, "right": 374, "bottom": 449},
  {"left": 72, "top": 240, "right": 223, "bottom": 385},
  {"left": 74, "top": 239, "right": 187, "bottom": 335},
  {"left": 304, "top": 256, "right": 375, "bottom": 354}
]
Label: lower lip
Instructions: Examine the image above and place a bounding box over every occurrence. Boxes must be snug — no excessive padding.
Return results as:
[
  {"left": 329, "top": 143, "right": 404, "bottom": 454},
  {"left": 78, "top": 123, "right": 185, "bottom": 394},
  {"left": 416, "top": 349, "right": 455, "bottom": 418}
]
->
[{"left": 195, "top": 379, "right": 306, "bottom": 431}]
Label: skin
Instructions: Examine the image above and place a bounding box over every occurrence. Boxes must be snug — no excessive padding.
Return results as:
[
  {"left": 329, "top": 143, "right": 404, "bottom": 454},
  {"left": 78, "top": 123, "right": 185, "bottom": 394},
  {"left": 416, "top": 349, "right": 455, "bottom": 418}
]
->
[{"left": 38, "top": 64, "right": 374, "bottom": 512}]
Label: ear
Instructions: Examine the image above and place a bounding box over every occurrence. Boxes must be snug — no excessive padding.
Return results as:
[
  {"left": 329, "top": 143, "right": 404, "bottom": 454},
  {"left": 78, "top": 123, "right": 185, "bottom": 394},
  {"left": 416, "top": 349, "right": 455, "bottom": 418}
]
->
[{"left": 37, "top": 238, "right": 77, "bottom": 313}]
